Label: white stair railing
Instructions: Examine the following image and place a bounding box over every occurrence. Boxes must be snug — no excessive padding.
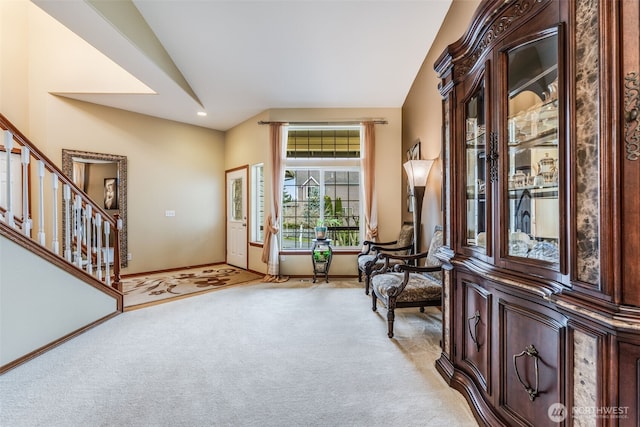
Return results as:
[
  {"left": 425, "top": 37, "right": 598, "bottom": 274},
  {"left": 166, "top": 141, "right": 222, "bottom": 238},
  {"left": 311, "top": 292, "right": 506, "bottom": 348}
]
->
[
  {"left": 21, "top": 146, "right": 31, "bottom": 237},
  {"left": 0, "top": 114, "right": 122, "bottom": 291},
  {"left": 3, "top": 130, "right": 15, "bottom": 228}
]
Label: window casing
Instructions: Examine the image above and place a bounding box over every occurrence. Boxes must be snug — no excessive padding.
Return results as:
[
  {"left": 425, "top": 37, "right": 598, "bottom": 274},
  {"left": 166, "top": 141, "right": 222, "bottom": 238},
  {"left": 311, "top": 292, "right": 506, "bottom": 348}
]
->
[
  {"left": 281, "top": 126, "right": 363, "bottom": 250},
  {"left": 251, "top": 163, "right": 264, "bottom": 243}
]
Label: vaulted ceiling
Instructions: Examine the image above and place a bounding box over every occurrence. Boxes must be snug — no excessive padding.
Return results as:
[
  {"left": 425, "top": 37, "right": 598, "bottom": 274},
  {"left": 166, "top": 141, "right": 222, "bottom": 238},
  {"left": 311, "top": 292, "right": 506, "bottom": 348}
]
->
[{"left": 33, "top": 0, "right": 453, "bottom": 131}]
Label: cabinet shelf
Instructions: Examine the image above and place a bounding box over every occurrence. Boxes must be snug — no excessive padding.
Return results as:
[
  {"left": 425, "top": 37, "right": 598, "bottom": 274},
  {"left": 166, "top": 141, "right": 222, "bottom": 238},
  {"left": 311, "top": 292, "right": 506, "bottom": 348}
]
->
[
  {"left": 507, "top": 184, "right": 558, "bottom": 199},
  {"left": 508, "top": 98, "right": 558, "bottom": 120},
  {"left": 509, "top": 127, "right": 558, "bottom": 151},
  {"left": 466, "top": 131, "right": 487, "bottom": 146},
  {"left": 466, "top": 193, "right": 486, "bottom": 200},
  {"left": 468, "top": 187, "right": 558, "bottom": 199},
  {"left": 508, "top": 64, "right": 558, "bottom": 99}
]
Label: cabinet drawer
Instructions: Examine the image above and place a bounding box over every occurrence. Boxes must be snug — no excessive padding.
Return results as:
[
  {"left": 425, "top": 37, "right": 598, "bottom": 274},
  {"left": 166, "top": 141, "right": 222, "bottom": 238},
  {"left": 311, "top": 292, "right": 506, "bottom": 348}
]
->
[{"left": 499, "top": 297, "right": 565, "bottom": 427}]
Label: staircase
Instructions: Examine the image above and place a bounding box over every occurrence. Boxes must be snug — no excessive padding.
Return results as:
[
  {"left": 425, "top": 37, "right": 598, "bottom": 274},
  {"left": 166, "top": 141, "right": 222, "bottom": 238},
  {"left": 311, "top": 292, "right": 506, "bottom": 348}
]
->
[{"left": 0, "top": 113, "right": 123, "bottom": 373}]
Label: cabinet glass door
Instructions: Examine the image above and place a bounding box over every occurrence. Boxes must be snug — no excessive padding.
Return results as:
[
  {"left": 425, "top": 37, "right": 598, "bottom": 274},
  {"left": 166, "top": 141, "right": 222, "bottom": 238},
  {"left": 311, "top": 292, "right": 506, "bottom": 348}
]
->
[
  {"left": 465, "top": 82, "right": 487, "bottom": 253},
  {"left": 506, "top": 34, "right": 559, "bottom": 263}
]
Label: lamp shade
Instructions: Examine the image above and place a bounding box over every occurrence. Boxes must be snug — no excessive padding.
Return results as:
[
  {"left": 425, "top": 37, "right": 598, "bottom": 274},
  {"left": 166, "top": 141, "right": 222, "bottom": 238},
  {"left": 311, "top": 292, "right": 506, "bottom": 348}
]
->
[{"left": 403, "top": 159, "right": 434, "bottom": 189}]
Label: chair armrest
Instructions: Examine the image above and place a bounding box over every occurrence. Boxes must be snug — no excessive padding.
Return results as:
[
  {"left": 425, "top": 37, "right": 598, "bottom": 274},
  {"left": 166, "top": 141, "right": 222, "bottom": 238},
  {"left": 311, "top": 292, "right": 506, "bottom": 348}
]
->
[
  {"left": 394, "top": 264, "right": 442, "bottom": 274},
  {"left": 388, "top": 264, "right": 443, "bottom": 297},
  {"left": 370, "top": 250, "right": 418, "bottom": 276},
  {"left": 376, "top": 250, "right": 429, "bottom": 262},
  {"left": 371, "top": 243, "right": 413, "bottom": 254},
  {"left": 368, "top": 239, "right": 400, "bottom": 247},
  {"left": 362, "top": 243, "right": 415, "bottom": 274},
  {"left": 359, "top": 239, "right": 400, "bottom": 256},
  {"left": 376, "top": 250, "right": 442, "bottom": 280}
]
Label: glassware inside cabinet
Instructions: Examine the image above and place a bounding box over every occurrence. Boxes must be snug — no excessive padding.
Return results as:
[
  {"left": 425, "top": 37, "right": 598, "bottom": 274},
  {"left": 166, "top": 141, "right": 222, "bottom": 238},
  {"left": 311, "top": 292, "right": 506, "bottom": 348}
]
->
[
  {"left": 506, "top": 34, "right": 559, "bottom": 263},
  {"left": 465, "top": 82, "right": 487, "bottom": 252}
]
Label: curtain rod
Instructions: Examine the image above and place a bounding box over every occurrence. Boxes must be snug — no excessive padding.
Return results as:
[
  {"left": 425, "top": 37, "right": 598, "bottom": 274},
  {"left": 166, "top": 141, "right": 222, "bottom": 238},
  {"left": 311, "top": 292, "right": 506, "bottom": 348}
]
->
[{"left": 257, "top": 120, "right": 387, "bottom": 126}]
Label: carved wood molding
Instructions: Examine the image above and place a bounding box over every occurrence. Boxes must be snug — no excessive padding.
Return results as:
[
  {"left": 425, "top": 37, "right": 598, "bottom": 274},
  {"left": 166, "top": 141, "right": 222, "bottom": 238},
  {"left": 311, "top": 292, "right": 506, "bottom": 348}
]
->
[
  {"left": 488, "top": 131, "right": 499, "bottom": 182},
  {"left": 61, "top": 149, "right": 128, "bottom": 268},
  {"left": 625, "top": 72, "right": 640, "bottom": 161},
  {"left": 454, "top": 0, "right": 547, "bottom": 79}
]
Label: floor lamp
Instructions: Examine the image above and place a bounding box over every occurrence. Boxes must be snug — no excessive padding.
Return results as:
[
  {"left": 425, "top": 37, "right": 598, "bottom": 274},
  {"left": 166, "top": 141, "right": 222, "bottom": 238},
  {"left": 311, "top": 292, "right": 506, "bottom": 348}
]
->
[{"left": 403, "top": 159, "right": 434, "bottom": 253}]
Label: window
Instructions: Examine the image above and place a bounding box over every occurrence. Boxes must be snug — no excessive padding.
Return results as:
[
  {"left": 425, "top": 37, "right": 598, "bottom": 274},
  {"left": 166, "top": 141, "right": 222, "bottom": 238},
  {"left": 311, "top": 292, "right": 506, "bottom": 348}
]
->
[
  {"left": 287, "top": 128, "right": 360, "bottom": 158},
  {"left": 251, "top": 163, "right": 264, "bottom": 242},
  {"left": 281, "top": 126, "right": 362, "bottom": 250}
]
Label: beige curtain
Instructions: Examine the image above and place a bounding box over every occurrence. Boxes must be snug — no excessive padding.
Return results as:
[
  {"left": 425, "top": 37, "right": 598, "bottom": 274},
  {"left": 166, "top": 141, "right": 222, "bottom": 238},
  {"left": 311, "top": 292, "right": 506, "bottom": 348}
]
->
[
  {"left": 261, "top": 123, "right": 287, "bottom": 281},
  {"left": 361, "top": 121, "right": 378, "bottom": 242},
  {"left": 72, "top": 162, "right": 86, "bottom": 191}
]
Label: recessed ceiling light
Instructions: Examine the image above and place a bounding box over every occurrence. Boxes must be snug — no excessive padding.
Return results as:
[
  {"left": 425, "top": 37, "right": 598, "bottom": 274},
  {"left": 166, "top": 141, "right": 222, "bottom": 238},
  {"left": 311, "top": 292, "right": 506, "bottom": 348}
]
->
[{"left": 197, "top": 111, "right": 207, "bottom": 117}]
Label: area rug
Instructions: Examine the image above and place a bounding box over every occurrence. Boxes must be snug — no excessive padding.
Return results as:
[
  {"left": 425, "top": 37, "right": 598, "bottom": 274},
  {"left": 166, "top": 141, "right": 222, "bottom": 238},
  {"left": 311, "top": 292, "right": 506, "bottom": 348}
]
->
[{"left": 122, "top": 264, "right": 262, "bottom": 309}]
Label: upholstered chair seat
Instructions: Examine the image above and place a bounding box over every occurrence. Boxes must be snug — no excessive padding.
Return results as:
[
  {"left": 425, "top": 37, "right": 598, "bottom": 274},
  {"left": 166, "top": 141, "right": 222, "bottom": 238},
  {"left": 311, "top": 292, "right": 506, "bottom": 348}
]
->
[
  {"left": 357, "top": 255, "right": 404, "bottom": 274},
  {"left": 372, "top": 272, "right": 442, "bottom": 303}
]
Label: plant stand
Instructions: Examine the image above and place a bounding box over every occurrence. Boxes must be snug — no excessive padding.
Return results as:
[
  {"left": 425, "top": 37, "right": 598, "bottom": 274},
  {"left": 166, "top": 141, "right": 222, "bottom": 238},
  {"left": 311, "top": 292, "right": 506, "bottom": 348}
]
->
[{"left": 311, "top": 239, "right": 332, "bottom": 283}]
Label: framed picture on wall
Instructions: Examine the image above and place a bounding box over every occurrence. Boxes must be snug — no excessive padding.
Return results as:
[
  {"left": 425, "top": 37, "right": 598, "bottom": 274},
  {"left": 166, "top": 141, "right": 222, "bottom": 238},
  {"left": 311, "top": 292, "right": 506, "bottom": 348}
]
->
[
  {"left": 104, "top": 178, "right": 118, "bottom": 210},
  {"left": 406, "top": 140, "right": 421, "bottom": 212}
]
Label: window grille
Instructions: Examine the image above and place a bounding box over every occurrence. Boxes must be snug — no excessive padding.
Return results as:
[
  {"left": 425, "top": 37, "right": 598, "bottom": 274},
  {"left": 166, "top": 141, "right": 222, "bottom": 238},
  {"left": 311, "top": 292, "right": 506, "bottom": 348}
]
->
[
  {"left": 287, "top": 128, "right": 360, "bottom": 158},
  {"left": 251, "top": 163, "right": 264, "bottom": 242},
  {"left": 282, "top": 126, "right": 362, "bottom": 249}
]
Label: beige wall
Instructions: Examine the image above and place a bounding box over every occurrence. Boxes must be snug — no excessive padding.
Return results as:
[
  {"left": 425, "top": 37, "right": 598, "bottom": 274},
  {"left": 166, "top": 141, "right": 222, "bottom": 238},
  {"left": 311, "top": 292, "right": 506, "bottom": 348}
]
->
[
  {"left": 45, "top": 99, "right": 226, "bottom": 274},
  {"left": 225, "top": 108, "right": 402, "bottom": 276},
  {"left": 85, "top": 163, "right": 119, "bottom": 209},
  {"left": 223, "top": 111, "right": 270, "bottom": 274},
  {"left": 2, "top": 0, "right": 481, "bottom": 277},
  {"left": 3, "top": 1, "right": 403, "bottom": 278},
  {"left": 0, "top": 0, "right": 29, "bottom": 127},
  {"left": 1, "top": 1, "right": 226, "bottom": 274},
  {"left": 402, "top": 0, "right": 480, "bottom": 251}
]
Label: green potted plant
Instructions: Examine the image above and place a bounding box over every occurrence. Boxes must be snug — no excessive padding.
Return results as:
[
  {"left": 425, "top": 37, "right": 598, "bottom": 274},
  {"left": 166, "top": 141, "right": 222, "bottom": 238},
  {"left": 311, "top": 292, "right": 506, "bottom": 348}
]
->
[
  {"left": 313, "top": 249, "right": 331, "bottom": 263},
  {"left": 315, "top": 219, "right": 327, "bottom": 240}
]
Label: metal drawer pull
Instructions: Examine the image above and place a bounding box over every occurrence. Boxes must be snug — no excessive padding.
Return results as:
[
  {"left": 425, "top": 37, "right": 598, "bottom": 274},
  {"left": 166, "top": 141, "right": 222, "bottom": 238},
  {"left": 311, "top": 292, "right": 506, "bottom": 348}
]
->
[
  {"left": 468, "top": 311, "right": 481, "bottom": 352},
  {"left": 513, "top": 344, "right": 540, "bottom": 402}
]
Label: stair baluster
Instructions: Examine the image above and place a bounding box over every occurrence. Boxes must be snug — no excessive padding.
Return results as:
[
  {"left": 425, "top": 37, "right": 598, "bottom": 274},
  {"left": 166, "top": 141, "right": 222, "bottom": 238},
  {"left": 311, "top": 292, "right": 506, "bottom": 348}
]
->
[
  {"left": 21, "top": 146, "right": 31, "bottom": 237},
  {"left": 0, "top": 113, "right": 122, "bottom": 291},
  {"left": 51, "top": 174, "right": 59, "bottom": 255},
  {"left": 3, "top": 131, "right": 15, "bottom": 227}
]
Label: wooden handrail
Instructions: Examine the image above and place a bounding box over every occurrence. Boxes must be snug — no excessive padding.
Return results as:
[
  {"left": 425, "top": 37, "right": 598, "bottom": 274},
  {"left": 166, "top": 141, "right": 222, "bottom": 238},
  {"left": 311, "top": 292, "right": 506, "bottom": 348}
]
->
[
  {"left": 0, "top": 114, "right": 117, "bottom": 227},
  {"left": 0, "top": 113, "right": 122, "bottom": 291}
]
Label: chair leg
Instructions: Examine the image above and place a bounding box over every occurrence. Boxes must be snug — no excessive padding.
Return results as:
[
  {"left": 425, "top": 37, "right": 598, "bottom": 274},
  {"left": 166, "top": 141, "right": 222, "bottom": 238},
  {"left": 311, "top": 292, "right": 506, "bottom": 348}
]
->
[
  {"left": 419, "top": 306, "right": 425, "bottom": 313},
  {"left": 371, "top": 291, "right": 377, "bottom": 311},
  {"left": 387, "top": 307, "right": 395, "bottom": 338},
  {"left": 358, "top": 268, "right": 362, "bottom": 282},
  {"left": 365, "top": 274, "right": 370, "bottom": 295}
]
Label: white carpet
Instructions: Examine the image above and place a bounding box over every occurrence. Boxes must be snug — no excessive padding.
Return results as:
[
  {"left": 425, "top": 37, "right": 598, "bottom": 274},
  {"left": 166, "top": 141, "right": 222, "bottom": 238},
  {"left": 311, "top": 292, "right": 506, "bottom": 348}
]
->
[{"left": 0, "top": 280, "right": 477, "bottom": 427}]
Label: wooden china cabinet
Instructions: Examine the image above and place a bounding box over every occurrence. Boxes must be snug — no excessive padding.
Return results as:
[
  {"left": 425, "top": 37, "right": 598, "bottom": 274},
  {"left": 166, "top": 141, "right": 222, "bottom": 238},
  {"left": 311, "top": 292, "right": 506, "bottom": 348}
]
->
[{"left": 434, "top": 0, "right": 640, "bottom": 425}]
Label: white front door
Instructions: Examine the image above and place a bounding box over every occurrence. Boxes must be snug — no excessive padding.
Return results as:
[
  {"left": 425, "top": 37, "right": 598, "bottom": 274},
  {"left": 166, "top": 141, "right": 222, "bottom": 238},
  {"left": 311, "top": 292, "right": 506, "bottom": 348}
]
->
[{"left": 226, "top": 168, "right": 247, "bottom": 269}]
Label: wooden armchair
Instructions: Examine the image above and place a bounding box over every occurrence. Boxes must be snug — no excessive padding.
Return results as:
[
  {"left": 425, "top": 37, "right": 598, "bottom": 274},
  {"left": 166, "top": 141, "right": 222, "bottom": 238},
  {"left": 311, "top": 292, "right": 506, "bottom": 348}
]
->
[
  {"left": 357, "top": 224, "right": 414, "bottom": 295},
  {"left": 370, "top": 225, "right": 443, "bottom": 338}
]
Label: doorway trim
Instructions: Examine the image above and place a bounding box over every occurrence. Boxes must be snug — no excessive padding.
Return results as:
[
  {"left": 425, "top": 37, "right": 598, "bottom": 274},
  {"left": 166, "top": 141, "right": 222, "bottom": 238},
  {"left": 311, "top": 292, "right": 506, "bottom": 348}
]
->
[{"left": 225, "top": 165, "right": 249, "bottom": 269}]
